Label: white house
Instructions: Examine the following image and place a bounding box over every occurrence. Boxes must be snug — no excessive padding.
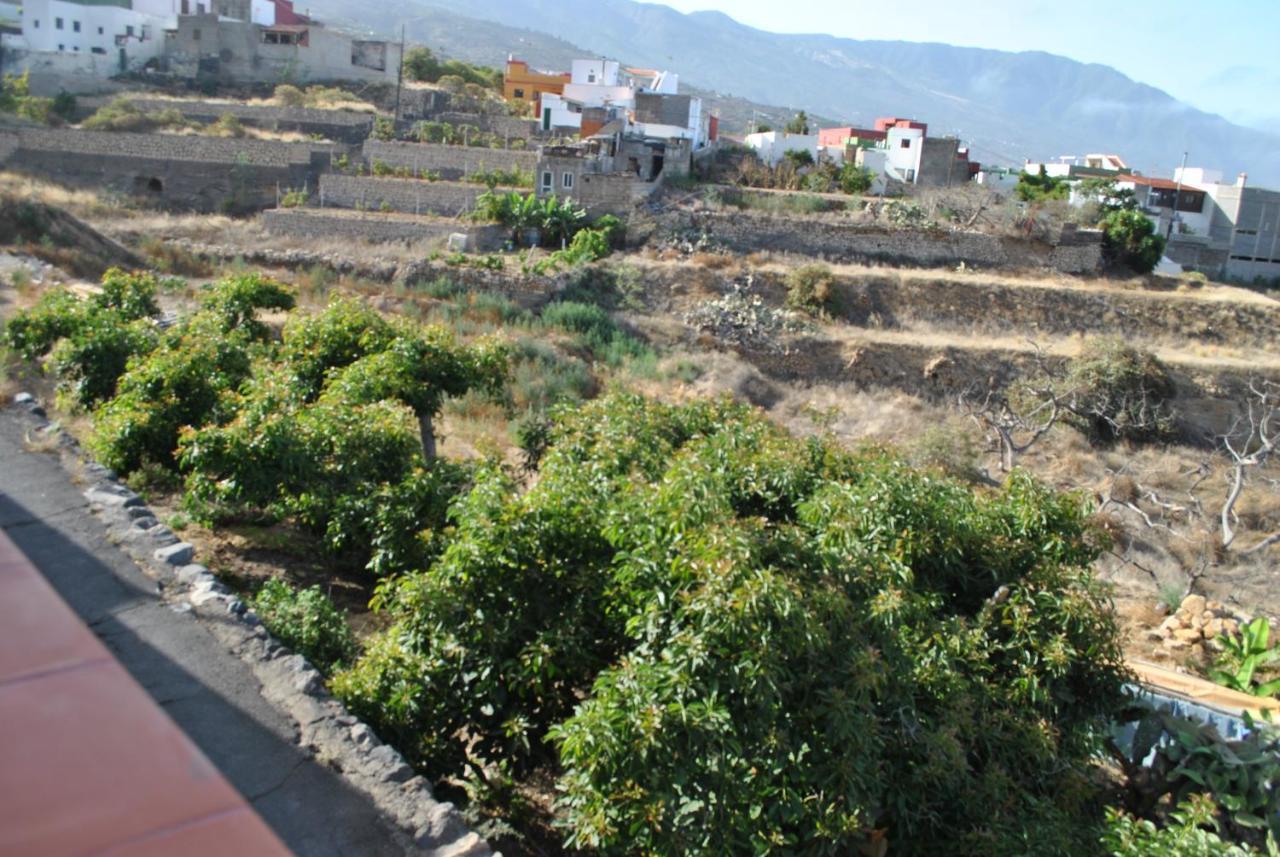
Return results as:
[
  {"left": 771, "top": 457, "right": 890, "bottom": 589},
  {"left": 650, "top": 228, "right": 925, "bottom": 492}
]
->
[
  {"left": 744, "top": 131, "right": 823, "bottom": 167},
  {"left": 17, "top": 0, "right": 177, "bottom": 69},
  {"left": 883, "top": 126, "right": 925, "bottom": 183}
]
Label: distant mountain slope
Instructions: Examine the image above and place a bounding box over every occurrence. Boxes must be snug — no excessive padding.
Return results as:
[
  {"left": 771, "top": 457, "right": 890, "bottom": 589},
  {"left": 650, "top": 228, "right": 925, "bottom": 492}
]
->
[{"left": 311, "top": 0, "right": 1280, "bottom": 184}]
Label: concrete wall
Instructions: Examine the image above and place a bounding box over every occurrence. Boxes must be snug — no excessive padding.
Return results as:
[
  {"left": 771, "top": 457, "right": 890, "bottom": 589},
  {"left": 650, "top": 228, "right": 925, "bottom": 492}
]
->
[
  {"left": 262, "top": 208, "right": 505, "bottom": 248},
  {"left": 362, "top": 140, "right": 537, "bottom": 181},
  {"left": 918, "top": 137, "right": 962, "bottom": 188},
  {"left": 666, "top": 211, "right": 1104, "bottom": 274},
  {"left": 318, "top": 174, "right": 487, "bottom": 217},
  {"left": 165, "top": 16, "right": 399, "bottom": 85}
]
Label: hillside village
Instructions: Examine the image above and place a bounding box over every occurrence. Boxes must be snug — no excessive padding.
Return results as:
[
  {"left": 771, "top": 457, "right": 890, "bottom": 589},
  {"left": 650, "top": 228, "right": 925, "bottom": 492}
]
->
[{"left": 2, "top": 3, "right": 1280, "bottom": 856}]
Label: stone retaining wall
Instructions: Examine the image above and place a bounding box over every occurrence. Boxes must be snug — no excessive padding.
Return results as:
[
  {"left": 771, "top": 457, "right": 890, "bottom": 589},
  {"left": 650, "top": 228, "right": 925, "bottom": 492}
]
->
[
  {"left": 319, "top": 174, "right": 490, "bottom": 217},
  {"left": 433, "top": 111, "right": 540, "bottom": 141},
  {"left": 76, "top": 97, "right": 377, "bottom": 145},
  {"left": 669, "top": 211, "right": 1105, "bottom": 274},
  {"left": 262, "top": 208, "right": 505, "bottom": 249},
  {"left": 6, "top": 128, "right": 338, "bottom": 212},
  {"left": 362, "top": 140, "right": 537, "bottom": 181},
  {"left": 0, "top": 131, "right": 16, "bottom": 165}
]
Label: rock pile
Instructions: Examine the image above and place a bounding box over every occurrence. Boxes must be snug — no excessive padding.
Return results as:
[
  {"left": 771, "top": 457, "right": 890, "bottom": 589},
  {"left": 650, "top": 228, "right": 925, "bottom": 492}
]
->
[{"left": 1149, "top": 594, "right": 1247, "bottom": 658}]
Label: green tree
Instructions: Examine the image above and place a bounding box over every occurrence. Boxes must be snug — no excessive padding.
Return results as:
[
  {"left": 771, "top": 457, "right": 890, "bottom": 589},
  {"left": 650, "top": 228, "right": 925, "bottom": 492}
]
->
[
  {"left": 838, "top": 161, "right": 874, "bottom": 195},
  {"left": 1101, "top": 208, "right": 1166, "bottom": 274},
  {"left": 784, "top": 110, "right": 810, "bottom": 134},
  {"left": 335, "top": 393, "right": 1128, "bottom": 855},
  {"left": 1015, "top": 165, "right": 1071, "bottom": 202},
  {"left": 402, "top": 46, "right": 441, "bottom": 83}
]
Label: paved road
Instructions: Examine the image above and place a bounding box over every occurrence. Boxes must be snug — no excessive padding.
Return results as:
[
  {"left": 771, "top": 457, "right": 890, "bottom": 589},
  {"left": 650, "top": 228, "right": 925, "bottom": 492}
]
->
[{"left": 0, "top": 409, "right": 411, "bottom": 857}]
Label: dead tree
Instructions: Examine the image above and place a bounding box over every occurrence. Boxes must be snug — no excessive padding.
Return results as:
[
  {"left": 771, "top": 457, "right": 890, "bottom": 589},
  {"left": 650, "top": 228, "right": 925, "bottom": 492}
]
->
[
  {"left": 1220, "top": 380, "right": 1280, "bottom": 555},
  {"left": 961, "top": 383, "right": 1063, "bottom": 473}
]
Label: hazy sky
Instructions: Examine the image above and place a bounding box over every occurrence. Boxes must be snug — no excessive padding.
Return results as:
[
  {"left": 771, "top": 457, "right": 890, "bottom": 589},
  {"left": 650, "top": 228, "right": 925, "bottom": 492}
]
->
[{"left": 655, "top": 0, "right": 1280, "bottom": 133}]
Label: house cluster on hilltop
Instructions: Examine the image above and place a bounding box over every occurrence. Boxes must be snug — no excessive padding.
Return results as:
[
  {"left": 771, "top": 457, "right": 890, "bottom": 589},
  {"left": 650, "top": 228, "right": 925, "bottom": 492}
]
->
[
  {"left": 0, "top": 0, "right": 400, "bottom": 84},
  {"left": 745, "top": 117, "right": 978, "bottom": 191},
  {"left": 505, "top": 56, "right": 720, "bottom": 214},
  {"left": 1018, "top": 154, "right": 1280, "bottom": 282}
]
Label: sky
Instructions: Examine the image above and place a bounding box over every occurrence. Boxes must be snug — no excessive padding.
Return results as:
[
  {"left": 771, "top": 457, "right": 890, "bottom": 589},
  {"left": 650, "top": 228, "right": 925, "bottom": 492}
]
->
[{"left": 656, "top": 0, "right": 1280, "bottom": 134}]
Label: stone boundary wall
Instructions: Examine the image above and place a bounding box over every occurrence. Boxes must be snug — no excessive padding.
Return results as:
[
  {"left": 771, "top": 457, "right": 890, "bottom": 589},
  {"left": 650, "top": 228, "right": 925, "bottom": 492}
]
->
[
  {"left": 76, "top": 97, "right": 377, "bottom": 145},
  {"left": 670, "top": 211, "right": 1104, "bottom": 275},
  {"left": 7, "top": 398, "right": 492, "bottom": 857},
  {"left": 432, "top": 111, "right": 540, "bottom": 141},
  {"left": 262, "top": 208, "right": 506, "bottom": 250},
  {"left": 362, "top": 140, "right": 537, "bottom": 181},
  {"left": 0, "top": 131, "right": 17, "bottom": 165},
  {"left": 319, "top": 174, "right": 493, "bottom": 217},
  {"left": 12, "top": 127, "right": 317, "bottom": 167}
]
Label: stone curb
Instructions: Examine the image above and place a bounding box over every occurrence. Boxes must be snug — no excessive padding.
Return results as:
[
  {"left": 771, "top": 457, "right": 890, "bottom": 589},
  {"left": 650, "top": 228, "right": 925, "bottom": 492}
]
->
[{"left": 8, "top": 396, "right": 494, "bottom": 857}]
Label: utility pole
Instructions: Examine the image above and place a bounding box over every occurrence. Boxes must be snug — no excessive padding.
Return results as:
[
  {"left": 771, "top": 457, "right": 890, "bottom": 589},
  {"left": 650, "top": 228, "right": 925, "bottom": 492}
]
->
[
  {"left": 1167, "top": 150, "right": 1188, "bottom": 241},
  {"left": 393, "top": 23, "right": 406, "bottom": 122}
]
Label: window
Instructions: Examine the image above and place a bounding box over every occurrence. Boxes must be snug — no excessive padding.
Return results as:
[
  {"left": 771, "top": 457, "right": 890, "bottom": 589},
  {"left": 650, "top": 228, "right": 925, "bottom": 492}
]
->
[
  {"left": 562, "top": 172, "right": 574, "bottom": 190},
  {"left": 32, "top": 19, "right": 38, "bottom": 27},
  {"left": 73, "top": 20, "right": 80, "bottom": 32},
  {"left": 91, "top": 46, "right": 106, "bottom": 54},
  {"left": 514, "top": 88, "right": 525, "bottom": 99},
  {"left": 541, "top": 171, "right": 553, "bottom": 192},
  {"left": 126, "top": 25, "right": 134, "bottom": 36},
  {"left": 58, "top": 43, "right": 64, "bottom": 50},
  {"left": 900, "top": 138, "right": 911, "bottom": 148},
  {"left": 98, "top": 26, "right": 104, "bottom": 34},
  {"left": 73, "top": 45, "right": 79, "bottom": 51},
  {"left": 587, "top": 70, "right": 596, "bottom": 83},
  {"left": 905, "top": 169, "right": 916, "bottom": 183},
  {"left": 55, "top": 16, "right": 63, "bottom": 29},
  {"left": 192, "top": 28, "right": 201, "bottom": 40}
]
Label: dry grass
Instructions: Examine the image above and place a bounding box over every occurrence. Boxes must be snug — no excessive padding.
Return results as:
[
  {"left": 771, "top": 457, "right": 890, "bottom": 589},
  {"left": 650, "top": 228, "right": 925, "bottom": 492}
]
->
[{"left": 0, "top": 172, "right": 124, "bottom": 220}]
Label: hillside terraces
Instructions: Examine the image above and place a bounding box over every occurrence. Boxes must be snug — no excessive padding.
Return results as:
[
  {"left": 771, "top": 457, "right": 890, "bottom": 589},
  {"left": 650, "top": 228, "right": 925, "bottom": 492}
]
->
[
  {"left": 361, "top": 139, "right": 537, "bottom": 181},
  {"left": 72, "top": 96, "right": 378, "bottom": 143}
]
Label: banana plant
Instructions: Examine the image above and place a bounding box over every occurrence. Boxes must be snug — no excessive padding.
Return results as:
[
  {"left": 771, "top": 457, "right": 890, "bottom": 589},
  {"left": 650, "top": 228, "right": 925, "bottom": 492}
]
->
[{"left": 1210, "top": 617, "right": 1280, "bottom": 697}]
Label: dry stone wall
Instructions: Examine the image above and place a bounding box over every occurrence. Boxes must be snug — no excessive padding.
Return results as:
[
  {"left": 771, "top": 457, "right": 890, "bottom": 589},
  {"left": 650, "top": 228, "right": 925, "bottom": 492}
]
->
[
  {"left": 669, "top": 211, "right": 1104, "bottom": 274},
  {"left": 0, "top": 131, "right": 17, "bottom": 165},
  {"left": 319, "top": 174, "right": 489, "bottom": 217},
  {"left": 432, "top": 112, "right": 540, "bottom": 141},
  {"left": 6, "top": 129, "right": 339, "bottom": 212},
  {"left": 263, "top": 208, "right": 505, "bottom": 249},
  {"left": 362, "top": 140, "right": 537, "bottom": 181},
  {"left": 76, "top": 97, "right": 376, "bottom": 144}
]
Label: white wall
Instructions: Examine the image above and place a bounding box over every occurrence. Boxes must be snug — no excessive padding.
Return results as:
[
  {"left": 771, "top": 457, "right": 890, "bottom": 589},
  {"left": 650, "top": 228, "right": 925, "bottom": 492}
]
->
[
  {"left": 886, "top": 127, "right": 924, "bottom": 183},
  {"left": 975, "top": 170, "right": 1021, "bottom": 192},
  {"left": 539, "top": 92, "right": 582, "bottom": 131},
  {"left": 21, "top": 0, "right": 168, "bottom": 65},
  {"left": 744, "top": 131, "right": 821, "bottom": 167},
  {"left": 562, "top": 81, "right": 634, "bottom": 110},
  {"left": 250, "top": 0, "right": 275, "bottom": 26},
  {"left": 570, "top": 59, "right": 619, "bottom": 86}
]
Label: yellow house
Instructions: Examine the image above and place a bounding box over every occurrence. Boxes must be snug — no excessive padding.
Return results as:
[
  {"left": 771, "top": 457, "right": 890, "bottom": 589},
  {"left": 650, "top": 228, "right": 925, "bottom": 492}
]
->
[{"left": 503, "top": 58, "right": 569, "bottom": 112}]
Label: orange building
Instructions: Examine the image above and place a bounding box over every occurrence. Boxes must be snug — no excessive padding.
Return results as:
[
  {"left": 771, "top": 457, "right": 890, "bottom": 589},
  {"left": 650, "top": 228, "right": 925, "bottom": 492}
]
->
[{"left": 503, "top": 57, "right": 570, "bottom": 113}]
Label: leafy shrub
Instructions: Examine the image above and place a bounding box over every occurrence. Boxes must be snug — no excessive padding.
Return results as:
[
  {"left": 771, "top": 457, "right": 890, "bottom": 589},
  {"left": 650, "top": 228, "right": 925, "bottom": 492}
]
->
[
  {"left": 81, "top": 98, "right": 187, "bottom": 133},
  {"left": 1112, "top": 707, "right": 1280, "bottom": 845},
  {"left": 91, "top": 312, "right": 254, "bottom": 473},
  {"left": 272, "top": 84, "right": 306, "bottom": 107},
  {"left": 1210, "top": 618, "right": 1280, "bottom": 697},
  {"left": 0, "top": 71, "right": 58, "bottom": 125},
  {"left": 1016, "top": 166, "right": 1071, "bottom": 202},
  {"left": 785, "top": 263, "right": 836, "bottom": 314},
  {"left": 2, "top": 288, "right": 87, "bottom": 360},
  {"left": 1103, "top": 796, "right": 1265, "bottom": 856},
  {"left": 337, "top": 393, "right": 1127, "bottom": 854},
  {"left": 540, "top": 301, "right": 650, "bottom": 366},
  {"left": 1061, "top": 338, "right": 1178, "bottom": 443},
  {"left": 197, "top": 272, "right": 295, "bottom": 340},
  {"left": 208, "top": 112, "right": 247, "bottom": 138},
  {"left": 278, "top": 188, "right": 309, "bottom": 208},
  {"left": 372, "top": 116, "right": 396, "bottom": 142},
  {"left": 1103, "top": 208, "right": 1167, "bottom": 275},
  {"left": 251, "top": 579, "right": 357, "bottom": 674},
  {"left": 2, "top": 269, "right": 162, "bottom": 406}
]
